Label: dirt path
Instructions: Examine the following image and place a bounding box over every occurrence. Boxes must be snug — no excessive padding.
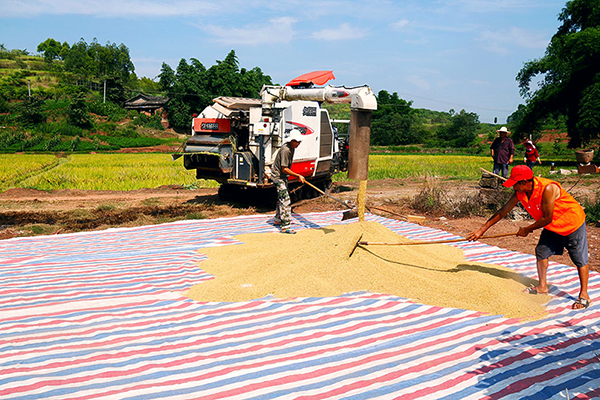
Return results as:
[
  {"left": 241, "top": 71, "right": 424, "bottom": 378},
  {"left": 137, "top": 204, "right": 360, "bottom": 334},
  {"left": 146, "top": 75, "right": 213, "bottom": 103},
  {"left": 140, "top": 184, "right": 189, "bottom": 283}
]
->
[{"left": 1, "top": 179, "right": 598, "bottom": 272}]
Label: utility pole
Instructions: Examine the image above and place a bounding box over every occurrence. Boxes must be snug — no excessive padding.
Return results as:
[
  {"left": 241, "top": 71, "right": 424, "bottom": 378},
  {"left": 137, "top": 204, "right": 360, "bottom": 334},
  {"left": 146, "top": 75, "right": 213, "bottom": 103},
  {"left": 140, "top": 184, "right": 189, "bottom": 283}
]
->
[
  {"left": 103, "top": 80, "right": 106, "bottom": 103},
  {"left": 27, "top": 80, "right": 31, "bottom": 98}
]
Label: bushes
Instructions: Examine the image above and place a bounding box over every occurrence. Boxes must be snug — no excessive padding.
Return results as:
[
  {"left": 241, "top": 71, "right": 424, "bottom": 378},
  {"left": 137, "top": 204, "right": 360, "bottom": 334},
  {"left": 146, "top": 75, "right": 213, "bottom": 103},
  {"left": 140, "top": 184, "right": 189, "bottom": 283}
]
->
[
  {"left": 409, "top": 178, "right": 513, "bottom": 218},
  {"left": 16, "top": 98, "right": 47, "bottom": 126},
  {"left": 580, "top": 194, "right": 600, "bottom": 226},
  {"left": 67, "top": 93, "right": 93, "bottom": 128},
  {"left": 103, "top": 136, "right": 165, "bottom": 148},
  {"left": 88, "top": 100, "right": 128, "bottom": 121},
  {"left": 0, "top": 130, "right": 26, "bottom": 149},
  {"left": 44, "top": 135, "right": 63, "bottom": 150},
  {"left": 35, "top": 122, "right": 83, "bottom": 137},
  {"left": 131, "top": 113, "right": 165, "bottom": 130}
]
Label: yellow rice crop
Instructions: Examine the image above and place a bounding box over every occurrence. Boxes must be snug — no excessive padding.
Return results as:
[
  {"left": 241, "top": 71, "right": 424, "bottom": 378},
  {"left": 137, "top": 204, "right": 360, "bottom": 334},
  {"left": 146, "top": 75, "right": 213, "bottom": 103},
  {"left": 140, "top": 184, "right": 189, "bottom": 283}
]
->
[
  {"left": 0, "top": 154, "right": 58, "bottom": 190},
  {"left": 14, "top": 154, "right": 218, "bottom": 191},
  {"left": 335, "top": 154, "right": 489, "bottom": 181}
]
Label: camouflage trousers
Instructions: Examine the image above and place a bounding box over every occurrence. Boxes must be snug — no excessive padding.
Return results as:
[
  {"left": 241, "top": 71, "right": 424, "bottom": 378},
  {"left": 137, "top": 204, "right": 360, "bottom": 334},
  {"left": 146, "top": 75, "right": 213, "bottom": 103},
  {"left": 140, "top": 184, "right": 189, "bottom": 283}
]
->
[{"left": 273, "top": 178, "right": 292, "bottom": 229}]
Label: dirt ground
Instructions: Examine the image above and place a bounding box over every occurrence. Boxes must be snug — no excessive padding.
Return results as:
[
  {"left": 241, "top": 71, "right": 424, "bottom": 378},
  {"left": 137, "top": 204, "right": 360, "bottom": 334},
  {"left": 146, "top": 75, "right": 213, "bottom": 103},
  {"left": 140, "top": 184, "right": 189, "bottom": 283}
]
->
[{"left": 0, "top": 178, "right": 598, "bottom": 273}]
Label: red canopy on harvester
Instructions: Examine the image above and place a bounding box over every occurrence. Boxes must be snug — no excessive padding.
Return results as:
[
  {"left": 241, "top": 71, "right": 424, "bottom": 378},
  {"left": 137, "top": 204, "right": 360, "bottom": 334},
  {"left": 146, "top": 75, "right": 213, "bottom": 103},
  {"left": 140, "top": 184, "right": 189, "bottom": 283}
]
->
[{"left": 286, "top": 70, "right": 335, "bottom": 87}]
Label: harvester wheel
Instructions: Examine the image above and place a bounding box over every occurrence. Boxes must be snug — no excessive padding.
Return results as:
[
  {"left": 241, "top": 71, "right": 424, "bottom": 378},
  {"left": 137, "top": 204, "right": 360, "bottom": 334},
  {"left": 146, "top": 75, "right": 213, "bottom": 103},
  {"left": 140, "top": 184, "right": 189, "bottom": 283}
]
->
[{"left": 217, "top": 184, "right": 236, "bottom": 201}]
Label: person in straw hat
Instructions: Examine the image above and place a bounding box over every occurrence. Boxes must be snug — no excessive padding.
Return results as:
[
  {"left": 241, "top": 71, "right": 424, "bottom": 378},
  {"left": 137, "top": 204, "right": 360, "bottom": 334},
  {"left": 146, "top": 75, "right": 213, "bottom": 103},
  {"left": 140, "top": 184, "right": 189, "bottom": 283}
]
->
[
  {"left": 467, "top": 165, "right": 591, "bottom": 310},
  {"left": 490, "top": 126, "right": 514, "bottom": 177}
]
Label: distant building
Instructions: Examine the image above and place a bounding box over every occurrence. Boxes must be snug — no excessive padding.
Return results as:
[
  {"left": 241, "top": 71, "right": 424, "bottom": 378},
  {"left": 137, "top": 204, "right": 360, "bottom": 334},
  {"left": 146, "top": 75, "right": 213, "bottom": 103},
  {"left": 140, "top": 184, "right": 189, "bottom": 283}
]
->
[{"left": 123, "top": 93, "right": 169, "bottom": 128}]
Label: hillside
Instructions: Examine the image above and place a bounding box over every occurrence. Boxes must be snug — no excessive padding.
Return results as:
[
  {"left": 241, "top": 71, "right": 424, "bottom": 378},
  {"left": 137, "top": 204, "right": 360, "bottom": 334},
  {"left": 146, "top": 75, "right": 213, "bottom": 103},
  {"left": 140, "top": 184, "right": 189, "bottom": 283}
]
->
[{"left": 0, "top": 48, "right": 183, "bottom": 153}]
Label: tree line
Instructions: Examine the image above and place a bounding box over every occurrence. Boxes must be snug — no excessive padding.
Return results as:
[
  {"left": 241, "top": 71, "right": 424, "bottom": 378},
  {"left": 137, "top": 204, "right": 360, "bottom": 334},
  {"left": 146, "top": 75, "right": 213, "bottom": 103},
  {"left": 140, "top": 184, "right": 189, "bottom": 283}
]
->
[
  {"left": 157, "top": 50, "right": 272, "bottom": 132},
  {"left": 3, "top": 0, "right": 600, "bottom": 151}
]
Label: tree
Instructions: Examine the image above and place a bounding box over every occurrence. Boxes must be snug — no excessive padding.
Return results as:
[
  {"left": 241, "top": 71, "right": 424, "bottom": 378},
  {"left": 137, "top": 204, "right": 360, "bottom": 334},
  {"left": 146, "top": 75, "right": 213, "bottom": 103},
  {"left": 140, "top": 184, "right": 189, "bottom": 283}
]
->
[
  {"left": 516, "top": 0, "right": 600, "bottom": 147},
  {"left": 161, "top": 50, "right": 272, "bottom": 132},
  {"left": 68, "top": 92, "right": 93, "bottom": 128},
  {"left": 63, "top": 39, "right": 93, "bottom": 77},
  {"left": 158, "top": 63, "right": 176, "bottom": 91},
  {"left": 371, "top": 90, "right": 420, "bottom": 145},
  {"left": 171, "top": 58, "right": 209, "bottom": 131},
  {"left": 204, "top": 50, "right": 241, "bottom": 98},
  {"left": 436, "top": 109, "right": 479, "bottom": 148},
  {"left": 239, "top": 67, "right": 271, "bottom": 98},
  {"left": 37, "top": 38, "right": 68, "bottom": 61},
  {"left": 136, "top": 77, "right": 161, "bottom": 93},
  {"left": 61, "top": 38, "right": 135, "bottom": 101},
  {"left": 16, "top": 97, "right": 46, "bottom": 126}
]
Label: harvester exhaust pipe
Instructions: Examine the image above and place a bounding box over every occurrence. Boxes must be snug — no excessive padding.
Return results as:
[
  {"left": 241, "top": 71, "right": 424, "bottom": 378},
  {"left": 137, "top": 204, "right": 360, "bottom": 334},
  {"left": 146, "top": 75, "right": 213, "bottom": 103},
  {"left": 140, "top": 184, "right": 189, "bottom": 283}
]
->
[{"left": 348, "top": 109, "right": 372, "bottom": 222}]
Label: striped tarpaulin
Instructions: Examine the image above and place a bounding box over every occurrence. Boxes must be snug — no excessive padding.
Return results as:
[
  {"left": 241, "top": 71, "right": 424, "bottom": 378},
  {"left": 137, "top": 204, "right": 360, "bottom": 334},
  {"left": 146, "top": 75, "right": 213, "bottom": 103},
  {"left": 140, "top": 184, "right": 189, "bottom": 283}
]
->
[{"left": 1, "top": 211, "right": 598, "bottom": 399}]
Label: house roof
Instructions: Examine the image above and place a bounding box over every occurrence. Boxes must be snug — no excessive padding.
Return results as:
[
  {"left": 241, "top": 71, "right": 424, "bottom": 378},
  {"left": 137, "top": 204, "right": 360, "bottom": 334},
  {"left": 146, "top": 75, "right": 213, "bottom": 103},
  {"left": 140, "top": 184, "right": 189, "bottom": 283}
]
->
[{"left": 124, "top": 93, "right": 169, "bottom": 109}]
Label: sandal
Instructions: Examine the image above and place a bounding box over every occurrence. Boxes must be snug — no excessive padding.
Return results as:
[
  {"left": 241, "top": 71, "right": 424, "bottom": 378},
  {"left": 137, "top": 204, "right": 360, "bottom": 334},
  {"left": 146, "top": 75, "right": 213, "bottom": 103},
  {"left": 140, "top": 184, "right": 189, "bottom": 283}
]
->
[
  {"left": 572, "top": 298, "right": 590, "bottom": 310},
  {"left": 524, "top": 285, "right": 548, "bottom": 295},
  {"left": 281, "top": 228, "right": 296, "bottom": 234}
]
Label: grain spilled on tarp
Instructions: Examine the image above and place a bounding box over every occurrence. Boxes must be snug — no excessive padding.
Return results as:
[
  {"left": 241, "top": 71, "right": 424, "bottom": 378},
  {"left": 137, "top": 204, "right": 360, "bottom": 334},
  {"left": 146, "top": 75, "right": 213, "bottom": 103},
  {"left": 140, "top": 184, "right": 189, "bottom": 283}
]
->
[{"left": 185, "top": 221, "right": 549, "bottom": 319}]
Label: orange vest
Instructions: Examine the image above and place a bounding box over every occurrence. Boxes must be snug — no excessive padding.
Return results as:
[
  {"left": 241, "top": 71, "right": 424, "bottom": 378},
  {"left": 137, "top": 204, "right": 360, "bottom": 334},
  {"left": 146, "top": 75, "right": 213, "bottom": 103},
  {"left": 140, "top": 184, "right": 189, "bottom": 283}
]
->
[{"left": 516, "top": 177, "right": 586, "bottom": 235}]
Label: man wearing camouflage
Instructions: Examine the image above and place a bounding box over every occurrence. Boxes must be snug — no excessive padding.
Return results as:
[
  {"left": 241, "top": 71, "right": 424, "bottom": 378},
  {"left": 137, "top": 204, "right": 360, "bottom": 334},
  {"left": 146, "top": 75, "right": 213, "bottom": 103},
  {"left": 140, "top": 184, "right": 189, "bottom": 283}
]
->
[{"left": 271, "top": 130, "right": 305, "bottom": 234}]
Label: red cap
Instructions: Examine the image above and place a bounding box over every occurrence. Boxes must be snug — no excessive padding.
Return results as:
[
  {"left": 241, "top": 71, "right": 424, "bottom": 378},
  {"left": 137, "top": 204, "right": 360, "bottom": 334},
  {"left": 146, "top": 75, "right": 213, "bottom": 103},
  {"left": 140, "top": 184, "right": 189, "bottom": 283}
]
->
[{"left": 503, "top": 165, "right": 533, "bottom": 187}]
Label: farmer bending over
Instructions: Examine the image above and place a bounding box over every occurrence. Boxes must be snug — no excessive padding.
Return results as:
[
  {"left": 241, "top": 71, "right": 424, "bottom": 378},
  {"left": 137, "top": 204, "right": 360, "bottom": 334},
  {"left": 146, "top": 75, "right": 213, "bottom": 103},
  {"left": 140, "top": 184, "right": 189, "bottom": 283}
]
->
[
  {"left": 271, "top": 129, "right": 305, "bottom": 234},
  {"left": 467, "top": 165, "right": 590, "bottom": 310}
]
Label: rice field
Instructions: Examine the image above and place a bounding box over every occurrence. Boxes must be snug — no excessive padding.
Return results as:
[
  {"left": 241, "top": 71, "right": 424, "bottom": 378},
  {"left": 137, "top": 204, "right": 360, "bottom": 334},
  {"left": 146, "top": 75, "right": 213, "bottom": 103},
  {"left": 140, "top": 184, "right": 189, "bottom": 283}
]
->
[
  {"left": 4, "top": 154, "right": 218, "bottom": 191},
  {"left": 2, "top": 153, "right": 494, "bottom": 191},
  {"left": 0, "top": 154, "right": 59, "bottom": 191},
  {"left": 335, "top": 154, "right": 492, "bottom": 181}
]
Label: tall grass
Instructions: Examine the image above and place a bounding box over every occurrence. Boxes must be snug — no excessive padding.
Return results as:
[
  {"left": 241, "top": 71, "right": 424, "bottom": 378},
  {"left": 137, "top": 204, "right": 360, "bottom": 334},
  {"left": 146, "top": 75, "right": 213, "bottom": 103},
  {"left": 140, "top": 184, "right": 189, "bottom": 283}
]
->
[{"left": 14, "top": 154, "right": 218, "bottom": 191}]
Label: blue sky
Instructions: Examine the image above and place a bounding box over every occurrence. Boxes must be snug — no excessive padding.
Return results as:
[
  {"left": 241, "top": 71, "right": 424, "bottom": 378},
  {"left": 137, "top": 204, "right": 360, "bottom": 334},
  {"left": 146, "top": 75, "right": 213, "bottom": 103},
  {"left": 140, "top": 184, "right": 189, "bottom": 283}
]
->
[{"left": 1, "top": 0, "right": 566, "bottom": 123}]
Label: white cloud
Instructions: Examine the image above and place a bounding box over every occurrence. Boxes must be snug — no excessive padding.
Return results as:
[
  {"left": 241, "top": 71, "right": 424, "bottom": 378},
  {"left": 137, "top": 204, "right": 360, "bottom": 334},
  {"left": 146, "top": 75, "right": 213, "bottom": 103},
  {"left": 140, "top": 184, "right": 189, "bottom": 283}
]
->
[
  {"left": 311, "top": 23, "right": 368, "bottom": 41},
  {"left": 406, "top": 75, "right": 430, "bottom": 91},
  {"left": 437, "top": 0, "right": 555, "bottom": 13},
  {"left": 404, "top": 38, "right": 429, "bottom": 45},
  {"left": 478, "top": 27, "right": 549, "bottom": 54},
  {"left": 392, "top": 19, "right": 409, "bottom": 30},
  {"left": 0, "top": 0, "right": 220, "bottom": 18},
  {"left": 203, "top": 17, "right": 296, "bottom": 45}
]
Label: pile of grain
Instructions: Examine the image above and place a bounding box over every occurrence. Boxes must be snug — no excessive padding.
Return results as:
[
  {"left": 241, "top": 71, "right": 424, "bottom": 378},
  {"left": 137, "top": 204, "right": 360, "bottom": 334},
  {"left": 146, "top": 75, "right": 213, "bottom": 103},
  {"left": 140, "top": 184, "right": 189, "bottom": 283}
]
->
[{"left": 185, "top": 221, "right": 549, "bottom": 319}]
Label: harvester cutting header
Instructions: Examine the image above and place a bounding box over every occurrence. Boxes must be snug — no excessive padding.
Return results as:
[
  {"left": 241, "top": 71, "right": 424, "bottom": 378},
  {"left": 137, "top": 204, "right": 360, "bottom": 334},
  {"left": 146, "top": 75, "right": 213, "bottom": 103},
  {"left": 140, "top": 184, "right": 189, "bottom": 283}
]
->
[{"left": 180, "top": 70, "right": 376, "bottom": 202}]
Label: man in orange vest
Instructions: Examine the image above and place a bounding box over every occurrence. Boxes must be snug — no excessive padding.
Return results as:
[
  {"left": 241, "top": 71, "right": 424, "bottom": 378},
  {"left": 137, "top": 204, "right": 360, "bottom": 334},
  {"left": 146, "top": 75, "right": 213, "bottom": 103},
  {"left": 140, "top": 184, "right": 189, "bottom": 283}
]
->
[{"left": 467, "top": 165, "right": 590, "bottom": 310}]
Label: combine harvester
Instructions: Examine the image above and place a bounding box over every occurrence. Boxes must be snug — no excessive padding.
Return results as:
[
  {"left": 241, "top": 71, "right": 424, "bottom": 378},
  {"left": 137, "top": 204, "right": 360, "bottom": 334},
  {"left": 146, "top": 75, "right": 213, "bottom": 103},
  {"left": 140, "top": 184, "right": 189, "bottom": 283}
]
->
[{"left": 178, "top": 71, "right": 376, "bottom": 203}]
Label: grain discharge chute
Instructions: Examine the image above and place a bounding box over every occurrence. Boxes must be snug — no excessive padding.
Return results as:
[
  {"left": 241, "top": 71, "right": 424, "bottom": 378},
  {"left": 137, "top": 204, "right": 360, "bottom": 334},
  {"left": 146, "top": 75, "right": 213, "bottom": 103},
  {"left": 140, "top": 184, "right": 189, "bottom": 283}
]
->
[{"left": 179, "top": 71, "right": 377, "bottom": 202}]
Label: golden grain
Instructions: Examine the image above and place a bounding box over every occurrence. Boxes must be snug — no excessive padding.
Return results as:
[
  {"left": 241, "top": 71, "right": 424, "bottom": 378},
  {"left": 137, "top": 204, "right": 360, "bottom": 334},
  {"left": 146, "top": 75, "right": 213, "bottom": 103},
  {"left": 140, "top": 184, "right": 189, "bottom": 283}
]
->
[{"left": 185, "top": 221, "right": 549, "bottom": 319}]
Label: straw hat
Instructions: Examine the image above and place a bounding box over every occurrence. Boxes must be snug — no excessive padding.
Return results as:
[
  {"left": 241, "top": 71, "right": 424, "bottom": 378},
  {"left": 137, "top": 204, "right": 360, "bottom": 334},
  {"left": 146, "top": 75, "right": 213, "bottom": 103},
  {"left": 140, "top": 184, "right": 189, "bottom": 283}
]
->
[{"left": 497, "top": 126, "right": 510, "bottom": 134}]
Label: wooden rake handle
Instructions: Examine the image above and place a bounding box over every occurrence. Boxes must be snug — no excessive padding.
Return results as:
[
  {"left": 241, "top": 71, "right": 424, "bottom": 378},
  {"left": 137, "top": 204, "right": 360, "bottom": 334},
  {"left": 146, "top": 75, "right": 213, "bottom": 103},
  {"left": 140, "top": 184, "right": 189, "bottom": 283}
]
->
[
  {"left": 304, "top": 181, "right": 354, "bottom": 210},
  {"left": 358, "top": 232, "right": 518, "bottom": 246}
]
